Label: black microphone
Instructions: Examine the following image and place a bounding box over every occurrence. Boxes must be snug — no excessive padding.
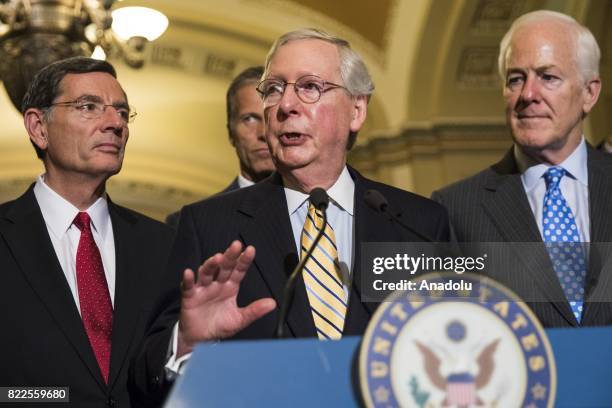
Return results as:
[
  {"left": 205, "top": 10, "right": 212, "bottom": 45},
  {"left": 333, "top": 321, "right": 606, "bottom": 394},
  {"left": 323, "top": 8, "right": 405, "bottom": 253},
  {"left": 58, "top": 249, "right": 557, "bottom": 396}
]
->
[
  {"left": 309, "top": 187, "right": 329, "bottom": 211},
  {"left": 363, "top": 189, "right": 389, "bottom": 213},
  {"left": 364, "top": 189, "right": 434, "bottom": 242},
  {"left": 276, "top": 187, "right": 329, "bottom": 338}
]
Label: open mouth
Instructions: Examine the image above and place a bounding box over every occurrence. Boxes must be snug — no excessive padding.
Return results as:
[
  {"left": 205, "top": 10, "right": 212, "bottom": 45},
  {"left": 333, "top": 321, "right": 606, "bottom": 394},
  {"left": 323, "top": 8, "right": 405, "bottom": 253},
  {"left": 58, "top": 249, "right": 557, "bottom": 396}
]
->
[{"left": 279, "top": 132, "right": 306, "bottom": 145}]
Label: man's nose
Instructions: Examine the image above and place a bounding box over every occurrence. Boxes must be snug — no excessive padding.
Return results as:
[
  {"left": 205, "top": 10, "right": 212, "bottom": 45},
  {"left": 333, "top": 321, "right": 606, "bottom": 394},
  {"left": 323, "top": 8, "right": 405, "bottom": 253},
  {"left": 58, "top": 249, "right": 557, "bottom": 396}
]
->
[
  {"left": 520, "top": 74, "right": 541, "bottom": 102},
  {"left": 256, "top": 120, "right": 265, "bottom": 140},
  {"left": 277, "top": 84, "right": 301, "bottom": 114},
  {"left": 101, "top": 106, "right": 126, "bottom": 132}
]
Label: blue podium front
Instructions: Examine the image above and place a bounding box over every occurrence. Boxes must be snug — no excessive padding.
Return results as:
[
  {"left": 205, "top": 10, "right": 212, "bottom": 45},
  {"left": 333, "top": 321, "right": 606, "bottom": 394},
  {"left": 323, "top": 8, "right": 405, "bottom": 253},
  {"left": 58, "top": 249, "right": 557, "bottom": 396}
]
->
[{"left": 165, "top": 327, "right": 612, "bottom": 407}]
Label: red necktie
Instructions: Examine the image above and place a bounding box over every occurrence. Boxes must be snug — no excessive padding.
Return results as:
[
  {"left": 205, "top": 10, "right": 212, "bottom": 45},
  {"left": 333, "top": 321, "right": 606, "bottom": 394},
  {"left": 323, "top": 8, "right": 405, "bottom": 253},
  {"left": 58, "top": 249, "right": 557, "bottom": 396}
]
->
[{"left": 73, "top": 212, "right": 113, "bottom": 384}]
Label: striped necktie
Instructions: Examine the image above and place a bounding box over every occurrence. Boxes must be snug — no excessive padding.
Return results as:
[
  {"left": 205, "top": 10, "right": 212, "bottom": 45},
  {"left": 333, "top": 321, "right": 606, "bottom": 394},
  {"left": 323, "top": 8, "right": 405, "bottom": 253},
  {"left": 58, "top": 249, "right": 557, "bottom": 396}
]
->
[{"left": 301, "top": 202, "right": 347, "bottom": 340}]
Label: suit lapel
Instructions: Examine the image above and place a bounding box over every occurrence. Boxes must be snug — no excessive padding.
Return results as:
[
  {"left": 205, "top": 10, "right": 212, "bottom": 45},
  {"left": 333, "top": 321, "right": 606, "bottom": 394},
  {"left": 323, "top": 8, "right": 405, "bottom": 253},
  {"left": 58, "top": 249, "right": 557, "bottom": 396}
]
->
[
  {"left": 587, "top": 147, "right": 612, "bottom": 243},
  {"left": 348, "top": 173, "right": 398, "bottom": 331},
  {"left": 0, "top": 187, "right": 107, "bottom": 389},
  {"left": 481, "top": 151, "right": 543, "bottom": 242},
  {"left": 481, "top": 151, "right": 577, "bottom": 325},
  {"left": 221, "top": 178, "right": 240, "bottom": 193},
  {"left": 106, "top": 201, "right": 142, "bottom": 389},
  {"left": 346, "top": 169, "right": 413, "bottom": 334},
  {"left": 582, "top": 147, "right": 612, "bottom": 324},
  {"left": 238, "top": 175, "right": 316, "bottom": 337}
]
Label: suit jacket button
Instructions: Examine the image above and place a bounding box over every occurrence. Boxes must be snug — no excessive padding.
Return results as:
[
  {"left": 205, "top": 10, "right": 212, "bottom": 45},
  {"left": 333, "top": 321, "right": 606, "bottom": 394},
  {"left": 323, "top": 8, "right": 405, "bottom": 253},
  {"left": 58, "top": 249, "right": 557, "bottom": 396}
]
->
[
  {"left": 107, "top": 397, "right": 116, "bottom": 407},
  {"left": 151, "top": 375, "right": 161, "bottom": 385}
]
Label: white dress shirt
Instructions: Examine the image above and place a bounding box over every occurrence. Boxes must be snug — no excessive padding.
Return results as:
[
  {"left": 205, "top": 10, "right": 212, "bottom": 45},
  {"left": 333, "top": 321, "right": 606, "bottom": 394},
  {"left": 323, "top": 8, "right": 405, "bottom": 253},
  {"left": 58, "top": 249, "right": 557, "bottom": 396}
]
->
[
  {"left": 237, "top": 174, "right": 256, "bottom": 188},
  {"left": 516, "top": 137, "right": 590, "bottom": 242},
  {"left": 33, "top": 175, "right": 116, "bottom": 311},
  {"left": 285, "top": 166, "right": 355, "bottom": 299}
]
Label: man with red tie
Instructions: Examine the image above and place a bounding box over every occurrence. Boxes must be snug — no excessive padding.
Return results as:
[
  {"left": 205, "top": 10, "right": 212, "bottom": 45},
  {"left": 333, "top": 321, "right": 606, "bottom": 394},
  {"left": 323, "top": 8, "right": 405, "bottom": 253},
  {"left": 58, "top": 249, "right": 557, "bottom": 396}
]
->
[{"left": 0, "top": 57, "right": 174, "bottom": 407}]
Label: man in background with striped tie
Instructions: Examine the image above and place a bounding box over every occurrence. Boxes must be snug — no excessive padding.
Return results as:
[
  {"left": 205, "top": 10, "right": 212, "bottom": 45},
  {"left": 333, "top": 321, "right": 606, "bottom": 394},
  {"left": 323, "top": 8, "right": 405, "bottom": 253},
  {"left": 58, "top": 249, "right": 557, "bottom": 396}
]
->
[
  {"left": 133, "top": 28, "right": 450, "bottom": 399},
  {"left": 432, "top": 10, "right": 612, "bottom": 327}
]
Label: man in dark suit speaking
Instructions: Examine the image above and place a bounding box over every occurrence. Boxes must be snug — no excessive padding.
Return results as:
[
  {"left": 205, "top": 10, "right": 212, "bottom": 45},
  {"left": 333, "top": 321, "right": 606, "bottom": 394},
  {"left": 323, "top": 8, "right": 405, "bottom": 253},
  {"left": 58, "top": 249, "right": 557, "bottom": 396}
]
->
[
  {"left": 0, "top": 58, "right": 174, "bottom": 406},
  {"left": 433, "top": 11, "right": 612, "bottom": 328},
  {"left": 133, "top": 29, "right": 450, "bottom": 390}
]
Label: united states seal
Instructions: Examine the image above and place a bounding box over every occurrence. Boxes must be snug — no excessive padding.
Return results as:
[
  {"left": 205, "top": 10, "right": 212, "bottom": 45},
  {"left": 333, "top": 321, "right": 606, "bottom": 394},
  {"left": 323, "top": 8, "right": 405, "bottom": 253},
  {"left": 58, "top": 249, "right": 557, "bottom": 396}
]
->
[{"left": 359, "top": 272, "right": 556, "bottom": 407}]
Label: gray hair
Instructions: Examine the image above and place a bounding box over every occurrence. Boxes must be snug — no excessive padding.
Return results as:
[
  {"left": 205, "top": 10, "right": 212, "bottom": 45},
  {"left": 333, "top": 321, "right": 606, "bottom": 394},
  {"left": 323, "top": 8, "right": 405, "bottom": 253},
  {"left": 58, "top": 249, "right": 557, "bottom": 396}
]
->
[
  {"left": 498, "top": 10, "right": 600, "bottom": 82},
  {"left": 263, "top": 28, "right": 374, "bottom": 98}
]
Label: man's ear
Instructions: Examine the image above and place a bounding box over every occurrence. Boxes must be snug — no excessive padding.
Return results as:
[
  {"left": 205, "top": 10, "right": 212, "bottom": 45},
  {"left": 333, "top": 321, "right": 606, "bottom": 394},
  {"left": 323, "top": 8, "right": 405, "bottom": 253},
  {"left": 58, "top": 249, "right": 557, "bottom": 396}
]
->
[
  {"left": 24, "top": 108, "right": 49, "bottom": 152},
  {"left": 349, "top": 95, "right": 368, "bottom": 133},
  {"left": 583, "top": 76, "right": 602, "bottom": 115}
]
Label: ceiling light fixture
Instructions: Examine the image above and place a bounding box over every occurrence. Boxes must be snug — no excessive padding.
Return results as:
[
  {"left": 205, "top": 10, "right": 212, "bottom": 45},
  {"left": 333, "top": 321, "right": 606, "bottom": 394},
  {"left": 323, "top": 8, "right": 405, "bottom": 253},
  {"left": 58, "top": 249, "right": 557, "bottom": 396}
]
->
[{"left": 0, "top": 0, "right": 169, "bottom": 111}]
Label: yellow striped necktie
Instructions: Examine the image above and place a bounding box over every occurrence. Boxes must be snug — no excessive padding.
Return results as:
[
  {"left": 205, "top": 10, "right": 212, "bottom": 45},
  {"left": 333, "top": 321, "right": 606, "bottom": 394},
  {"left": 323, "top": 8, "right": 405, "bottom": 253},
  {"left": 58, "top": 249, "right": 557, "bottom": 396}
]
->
[{"left": 301, "top": 202, "right": 347, "bottom": 340}]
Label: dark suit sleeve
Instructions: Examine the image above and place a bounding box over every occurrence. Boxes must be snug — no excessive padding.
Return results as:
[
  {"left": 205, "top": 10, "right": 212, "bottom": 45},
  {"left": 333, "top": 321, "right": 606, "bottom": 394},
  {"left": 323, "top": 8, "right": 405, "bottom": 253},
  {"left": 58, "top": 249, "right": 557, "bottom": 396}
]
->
[
  {"left": 165, "top": 211, "right": 181, "bottom": 229},
  {"left": 430, "top": 189, "right": 442, "bottom": 204},
  {"left": 129, "top": 205, "right": 205, "bottom": 407},
  {"left": 432, "top": 198, "right": 451, "bottom": 242},
  {"left": 431, "top": 189, "right": 459, "bottom": 244},
  {"left": 164, "top": 178, "right": 238, "bottom": 230}
]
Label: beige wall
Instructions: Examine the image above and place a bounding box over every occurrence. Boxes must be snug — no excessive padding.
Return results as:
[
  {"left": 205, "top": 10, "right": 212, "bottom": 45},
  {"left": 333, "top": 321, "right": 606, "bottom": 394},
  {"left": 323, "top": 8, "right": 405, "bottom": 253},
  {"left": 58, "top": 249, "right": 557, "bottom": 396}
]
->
[{"left": 1, "top": 0, "right": 609, "bottom": 220}]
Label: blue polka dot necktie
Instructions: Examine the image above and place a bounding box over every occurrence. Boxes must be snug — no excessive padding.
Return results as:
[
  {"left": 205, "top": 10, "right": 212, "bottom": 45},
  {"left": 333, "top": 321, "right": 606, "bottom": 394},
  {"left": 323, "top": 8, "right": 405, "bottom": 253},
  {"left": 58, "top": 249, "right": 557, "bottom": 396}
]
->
[{"left": 542, "top": 167, "right": 586, "bottom": 323}]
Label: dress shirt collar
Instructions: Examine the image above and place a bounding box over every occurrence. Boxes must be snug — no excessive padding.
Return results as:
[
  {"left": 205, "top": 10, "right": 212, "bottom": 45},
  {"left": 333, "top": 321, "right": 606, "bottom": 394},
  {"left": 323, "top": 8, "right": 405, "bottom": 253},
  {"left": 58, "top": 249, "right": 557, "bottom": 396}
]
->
[
  {"left": 237, "top": 174, "right": 255, "bottom": 189},
  {"left": 285, "top": 166, "right": 355, "bottom": 215},
  {"left": 33, "top": 174, "right": 111, "bottom": 238},
  {"left": 515, "top": 136, "right": 588, "bottom": 192}
]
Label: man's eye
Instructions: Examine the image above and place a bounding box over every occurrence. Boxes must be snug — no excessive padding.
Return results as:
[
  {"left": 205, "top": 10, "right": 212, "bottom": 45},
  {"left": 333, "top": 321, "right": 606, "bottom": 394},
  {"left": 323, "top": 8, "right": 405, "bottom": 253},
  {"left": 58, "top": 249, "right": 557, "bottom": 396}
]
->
[
  {"left": 507, "top": 76, "right": 523, "bottom": 86},
  {"left": 541, "top": 73, "right": 558, "bottom": 81},
  {"left": 116, "top": 109, "right": 130, "bottom": 120},
  {"left": 300, "top": 81, "right": 323, "bottom": 92},
  {"left": 78, "top": 103, "right": 99, "bottom": 112},
  {"left": 265, "top": 83, "right": 284, "bottom": 96}
]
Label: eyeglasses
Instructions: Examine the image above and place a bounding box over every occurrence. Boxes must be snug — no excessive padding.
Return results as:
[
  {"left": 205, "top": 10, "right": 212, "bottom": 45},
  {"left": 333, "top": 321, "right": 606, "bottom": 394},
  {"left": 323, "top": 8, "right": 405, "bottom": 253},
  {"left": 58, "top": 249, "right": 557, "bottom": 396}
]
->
[
  {"left": 49, "top": 98, "right": 137, "bottom": 124},
  {"left": 256, "top": 75, "right": 347, "bottom": 107}
]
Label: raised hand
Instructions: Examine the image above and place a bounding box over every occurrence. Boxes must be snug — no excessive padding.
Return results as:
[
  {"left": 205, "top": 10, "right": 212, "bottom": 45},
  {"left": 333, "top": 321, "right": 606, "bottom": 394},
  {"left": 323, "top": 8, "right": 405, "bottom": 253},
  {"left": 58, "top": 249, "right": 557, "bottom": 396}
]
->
[{"left": 177, "top": 240, "right": 276, "bottom": 357}]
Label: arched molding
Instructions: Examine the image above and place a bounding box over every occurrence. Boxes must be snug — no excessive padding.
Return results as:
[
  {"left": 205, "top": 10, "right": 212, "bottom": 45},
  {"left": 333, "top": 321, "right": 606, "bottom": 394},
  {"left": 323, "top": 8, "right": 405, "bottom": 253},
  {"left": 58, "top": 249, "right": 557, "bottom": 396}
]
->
[
  {"left": 350, "top": 120, "right": 510, "bottom": 197},
  {"left": 405, "top": 0, "right": 546, "bottom": 125},
  {"left": 583, "top": 0, "right": 612, "bottom": 146}
]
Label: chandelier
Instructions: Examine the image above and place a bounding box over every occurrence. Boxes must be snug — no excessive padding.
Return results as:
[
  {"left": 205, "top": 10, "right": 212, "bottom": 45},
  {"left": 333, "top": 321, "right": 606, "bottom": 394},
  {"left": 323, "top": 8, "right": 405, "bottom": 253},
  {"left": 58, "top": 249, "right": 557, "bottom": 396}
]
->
[{"left": 0, "top": 0, "right": 168, "bottom": 111}]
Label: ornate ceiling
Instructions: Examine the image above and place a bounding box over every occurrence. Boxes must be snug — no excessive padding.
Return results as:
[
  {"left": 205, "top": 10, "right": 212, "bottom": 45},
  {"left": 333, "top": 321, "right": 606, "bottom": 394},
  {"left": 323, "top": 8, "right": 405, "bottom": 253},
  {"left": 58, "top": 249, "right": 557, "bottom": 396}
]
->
[{"left": 0, "top": 0, "right": 609, "bottom": 219}]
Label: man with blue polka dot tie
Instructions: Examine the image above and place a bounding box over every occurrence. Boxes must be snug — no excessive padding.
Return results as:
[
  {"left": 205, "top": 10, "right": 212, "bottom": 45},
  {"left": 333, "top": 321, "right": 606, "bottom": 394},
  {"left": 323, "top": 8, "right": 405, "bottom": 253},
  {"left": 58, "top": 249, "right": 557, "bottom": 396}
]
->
[{"left": 433, "top": 10, "right": 612, "bottom": 328}]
